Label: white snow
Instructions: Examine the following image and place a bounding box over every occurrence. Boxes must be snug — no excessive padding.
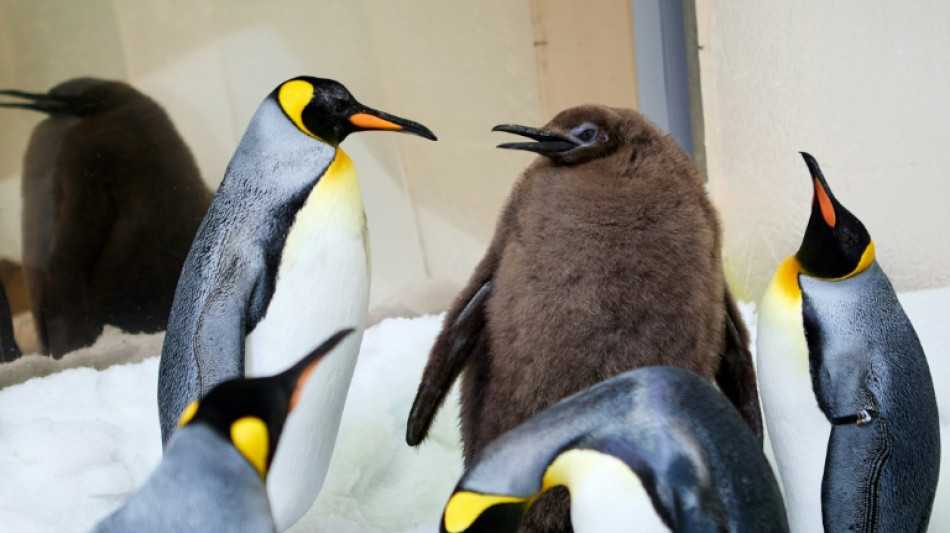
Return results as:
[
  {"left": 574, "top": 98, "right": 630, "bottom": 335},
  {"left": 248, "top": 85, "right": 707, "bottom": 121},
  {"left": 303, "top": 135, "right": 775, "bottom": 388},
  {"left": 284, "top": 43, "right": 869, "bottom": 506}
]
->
[
  {"left": 0, "top": 287, "right": 948, "bottom": 532},
  {"left": 0, "top": 315, "right": 462, "bottom": 533}
]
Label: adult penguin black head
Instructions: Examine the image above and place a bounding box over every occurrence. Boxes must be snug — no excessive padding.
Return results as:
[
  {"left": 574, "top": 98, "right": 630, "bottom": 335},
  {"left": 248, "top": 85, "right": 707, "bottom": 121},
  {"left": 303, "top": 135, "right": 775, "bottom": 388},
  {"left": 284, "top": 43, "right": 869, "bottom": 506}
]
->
[
  {"left": 795, "top": 152, "right": 874, "bottom": 279},
  {"left": 273, "top": 76, "right": 436, "bottom": 147},
  {"left": 492, "top": 105, "right": 633, "bottom": 166},
  {"left": 93, "top": 329, "right": 354, "bottom": 532},
  {"left": 174, "top": 328, "right": 354, "bottom": 479}
]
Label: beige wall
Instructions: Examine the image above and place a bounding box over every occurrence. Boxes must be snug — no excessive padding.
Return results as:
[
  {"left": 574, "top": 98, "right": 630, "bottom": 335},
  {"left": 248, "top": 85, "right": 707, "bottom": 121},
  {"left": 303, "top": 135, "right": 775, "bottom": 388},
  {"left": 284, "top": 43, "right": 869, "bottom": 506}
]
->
[
  {"left": 0, "top": 0, "right": 640, "bottom": 312},
  {"left": 696, "top": 1, "right": 950, "bottom": 300}
]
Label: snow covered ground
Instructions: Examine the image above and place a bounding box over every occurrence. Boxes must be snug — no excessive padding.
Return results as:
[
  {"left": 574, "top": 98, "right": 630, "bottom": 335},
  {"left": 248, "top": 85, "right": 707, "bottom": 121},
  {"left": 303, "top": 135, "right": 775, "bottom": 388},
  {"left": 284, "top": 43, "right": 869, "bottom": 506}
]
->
[
  {"left": 0, "top": 315, "right": 463, "bottom": 532},
  {"left": 0, "top": 287, "right": 948, "bottom": 532}
]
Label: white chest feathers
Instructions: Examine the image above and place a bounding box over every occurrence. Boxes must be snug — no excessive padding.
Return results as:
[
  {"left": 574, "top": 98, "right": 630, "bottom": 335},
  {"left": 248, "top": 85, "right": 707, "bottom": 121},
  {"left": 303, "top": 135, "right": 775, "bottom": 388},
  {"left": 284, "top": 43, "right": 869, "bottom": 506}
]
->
[
  {"left": 756, "top": 257, "right": 829, "bottom": 533},
  {"left": 545, "top": 449, "right": 671, "bottom": 533},
  {"left": 245, "top": 148, "right": 370, "bottom": 530}
]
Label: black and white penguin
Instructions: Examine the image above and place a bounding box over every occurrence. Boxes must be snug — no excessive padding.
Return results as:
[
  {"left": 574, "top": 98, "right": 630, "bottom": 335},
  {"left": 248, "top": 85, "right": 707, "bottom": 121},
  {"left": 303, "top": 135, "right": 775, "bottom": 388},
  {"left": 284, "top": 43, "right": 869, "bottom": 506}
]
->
[
  {"left": 0, "top": 79, "right": 211, "bottom": 357},
  {"left": 157, "top": 76, "right": 436, "bottom": 530},
  {"left": 756, "top": 152, "right": 940, "bottom": 531},
  {"left": 92, "top": 329, "right": 352, "bottom": 533},
  {"left": 439, "top": 366, "right": 787, "bottom": 533}
]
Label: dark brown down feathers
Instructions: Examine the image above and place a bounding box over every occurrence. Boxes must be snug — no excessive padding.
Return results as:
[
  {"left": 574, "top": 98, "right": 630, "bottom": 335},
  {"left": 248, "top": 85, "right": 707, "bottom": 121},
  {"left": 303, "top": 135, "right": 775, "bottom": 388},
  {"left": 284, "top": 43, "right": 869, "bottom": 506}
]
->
[{"left": 408, "top": 105, "right": 760, "bottom": 533}]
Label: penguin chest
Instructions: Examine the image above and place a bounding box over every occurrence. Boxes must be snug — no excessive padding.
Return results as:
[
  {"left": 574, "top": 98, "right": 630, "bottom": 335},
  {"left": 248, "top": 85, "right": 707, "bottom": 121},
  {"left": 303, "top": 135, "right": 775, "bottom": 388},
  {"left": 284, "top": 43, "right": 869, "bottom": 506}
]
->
[
  {"left": 756, "top": 258, "right": 828, "bottom": 532},
  {"left": 245, "top": 148, "right": 369, "bottom": 374},
  {"left": 243, "top": 149, "right": 369, "bottom": 528},
  {"left": 547, "top": 449, "right": 670, "bottom": 533}
]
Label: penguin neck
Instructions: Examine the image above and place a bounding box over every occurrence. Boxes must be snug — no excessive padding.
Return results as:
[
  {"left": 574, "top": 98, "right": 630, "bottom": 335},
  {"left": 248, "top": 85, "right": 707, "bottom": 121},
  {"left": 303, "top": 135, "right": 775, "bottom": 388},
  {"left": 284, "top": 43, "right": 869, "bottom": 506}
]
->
[
  {"left": 299, "top": 147, "right": 366, "bottom": 234},
  {"left": 225, "top": 98, "right": 338, "bottom": 198},
  {"left": 160, "top": 424, "right": 268, "bottom": 495},
  {"left": 768, "top": 256, "right": 805, "bottom": 305},
  {"left": 542, "top": 449, "right": 670, "bottom": 533}
]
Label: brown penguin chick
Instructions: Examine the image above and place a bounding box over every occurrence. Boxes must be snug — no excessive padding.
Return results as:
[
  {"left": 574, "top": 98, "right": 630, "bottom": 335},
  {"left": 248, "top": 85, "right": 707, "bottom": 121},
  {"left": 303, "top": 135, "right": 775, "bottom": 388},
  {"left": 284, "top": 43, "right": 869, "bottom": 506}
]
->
[
  {"left": 0, "top": 79, "right": 212, "bottom": 357},
  {"left": 407, "top": 105, "right": 761, "bottom": 532}
]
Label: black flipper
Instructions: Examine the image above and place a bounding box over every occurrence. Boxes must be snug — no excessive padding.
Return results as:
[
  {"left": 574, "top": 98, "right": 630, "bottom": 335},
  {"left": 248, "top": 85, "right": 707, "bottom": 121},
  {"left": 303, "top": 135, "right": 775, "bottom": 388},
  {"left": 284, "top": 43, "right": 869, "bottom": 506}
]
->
[
  {"left": 407, "top": 280, "right": 492, "bottom": 446},
  {"left": 0, "top": 281, "right": 21, "bottom": 362},
  {"left": 714, "top": 288, "right": 763, "bottom": 441},
  {"left": 822, "top": 416, "right": 891, "bottom": 532}
]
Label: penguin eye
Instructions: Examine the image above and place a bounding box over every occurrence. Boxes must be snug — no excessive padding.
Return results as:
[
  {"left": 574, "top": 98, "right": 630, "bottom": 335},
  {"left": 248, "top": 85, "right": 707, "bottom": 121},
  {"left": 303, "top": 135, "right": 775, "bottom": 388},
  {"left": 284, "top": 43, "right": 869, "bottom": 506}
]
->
[{"left": 571, "top": 124, "right": 599, "bottom": 144}]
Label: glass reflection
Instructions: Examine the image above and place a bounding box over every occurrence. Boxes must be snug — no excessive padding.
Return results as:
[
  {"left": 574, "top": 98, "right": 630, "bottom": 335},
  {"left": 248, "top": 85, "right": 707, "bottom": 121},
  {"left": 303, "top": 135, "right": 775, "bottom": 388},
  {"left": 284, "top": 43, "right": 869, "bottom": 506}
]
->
[{"left": 0, "top": 78, "right": 211, "bottom": 358}]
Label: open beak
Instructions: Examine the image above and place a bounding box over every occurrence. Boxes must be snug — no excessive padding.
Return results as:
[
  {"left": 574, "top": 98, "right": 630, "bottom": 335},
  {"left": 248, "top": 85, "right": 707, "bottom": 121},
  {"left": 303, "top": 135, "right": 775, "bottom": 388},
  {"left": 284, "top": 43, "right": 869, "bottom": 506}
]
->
[
  {"left": 800, "top": 152, "right": 838, "bottom": 228},
  {"left": 492, "top": 124, "right": 579, "bottom": 155},
  {"left": 348, "top": 106, "right": 437, "bottom": 141},
  {"left": 0, "top": 90, "right": 88, "bottom": 115}
]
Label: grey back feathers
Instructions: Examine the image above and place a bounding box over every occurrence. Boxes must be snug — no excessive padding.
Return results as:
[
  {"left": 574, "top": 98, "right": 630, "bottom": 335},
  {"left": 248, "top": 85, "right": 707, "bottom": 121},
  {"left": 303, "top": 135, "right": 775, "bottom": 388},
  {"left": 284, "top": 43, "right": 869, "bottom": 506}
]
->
[
  {"left": 800, "top": 260, "right": 939, "bottom": 531},
  {"left": 1, "top": 78, "right": 211, "bottom": 357},
  {"left": 158, "top": 98, "right": 336, "bottom": 443},
  {"left": 457, "top": 367, "right": 787, "bottom": 532},
  {"left": 91, "top": 424, "right": 275, "bottom": 533}
]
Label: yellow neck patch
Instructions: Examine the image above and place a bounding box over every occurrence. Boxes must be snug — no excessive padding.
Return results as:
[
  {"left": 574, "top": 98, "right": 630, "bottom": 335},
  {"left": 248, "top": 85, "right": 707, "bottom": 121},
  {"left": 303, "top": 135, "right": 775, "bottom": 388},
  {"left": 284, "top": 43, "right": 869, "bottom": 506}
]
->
[
  {"left": 277, "top": 80, "right": 322, "bottom": 141},
  {"left": 289, "top": 147, "right": 365, "bottom": 234},
  {"left": 176, "top": 400, "right": 199, "bottom": 428},
  {"left": 770, "top": 256, "right": 804, "bottom": 304},
  {"left": 835, "top": 240, "right": 876, "bottom": 280},
  {"left": 443, "top": 491, "right": 528, "bottom": 533},
  {"left": 230, "top": 416, "right": 270, "bottom": 479}
]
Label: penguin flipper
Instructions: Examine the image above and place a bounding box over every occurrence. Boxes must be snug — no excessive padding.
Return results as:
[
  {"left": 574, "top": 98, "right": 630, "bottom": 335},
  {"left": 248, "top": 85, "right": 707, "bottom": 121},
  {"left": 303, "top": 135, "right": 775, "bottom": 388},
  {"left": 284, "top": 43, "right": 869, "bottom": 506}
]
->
[
  {"left": 822, "top": 416, "right": 891, "bottom": 532},
  {"left": 192, "top": 261, "right": 256, "bottom": 391},
  {"left": 407, "top": 279, "right": 492, "bottom": 446},
  {"left": 715, "top": 290, "right": 763, "bottom": 441}
]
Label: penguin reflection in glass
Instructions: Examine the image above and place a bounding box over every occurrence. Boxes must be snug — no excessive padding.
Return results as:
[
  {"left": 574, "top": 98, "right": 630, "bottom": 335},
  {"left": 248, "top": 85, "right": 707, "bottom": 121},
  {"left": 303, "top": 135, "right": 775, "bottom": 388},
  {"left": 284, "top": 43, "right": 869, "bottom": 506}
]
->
[
  {"left": 408, "top": 105, "right": 761, "bottom": 532},
  {"left": 440, "top": 367, "right": 788, "bottom": 533},
  {"left": 0, "top": 79, "right": 211, "bottom": 357},
  {"left": 0, "top": 281, "right": 21, "bottom": 362},
  {"left": 757, "top": 153, "right": 939, "bottom": 532},
  {"left": 158, "top": 77, "right": 436, "bottom": 530},
  {"left": 94, "top": 329, "right": 351, "bottom": 533}
]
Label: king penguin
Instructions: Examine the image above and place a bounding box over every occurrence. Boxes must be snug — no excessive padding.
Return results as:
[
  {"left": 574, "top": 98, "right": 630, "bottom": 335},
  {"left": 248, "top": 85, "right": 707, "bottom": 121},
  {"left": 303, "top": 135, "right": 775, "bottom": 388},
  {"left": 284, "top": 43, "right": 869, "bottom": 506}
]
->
[
  {"left": 756, "top": 152, "right": 940, "bottom": 532},
  {"left": 93, "top": 329, "right": 352, "bottom": 533},
  {"left": 0, "top": 79, "right": 211, "bottom": 357},
  {"left": 157, "top": 76, "right": 436, "bottom": 530},
  {"left": 440, "top": 366, "right": 787, "bottom": 533},
  {"left": 407, "top": 105, "right": 760, "bottom": 532}
]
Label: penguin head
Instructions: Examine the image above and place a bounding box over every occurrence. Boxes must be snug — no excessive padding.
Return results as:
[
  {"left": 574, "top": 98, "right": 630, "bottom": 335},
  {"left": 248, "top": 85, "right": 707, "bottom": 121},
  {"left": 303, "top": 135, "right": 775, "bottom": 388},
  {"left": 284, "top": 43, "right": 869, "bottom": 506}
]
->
[
  {"left": 0, "top": 78, "right": 141, "bottom": 117},
  {"left": 492, "top": 105, "right": 647, "bottom": 165},
  {"left": 272, "top": 76, "right": 437, "bottom": 146},
  {"left": 174, "top": 328, "right": 354, "bottom": 479},
  {"left": 795, "top": 152, "right": 874, "bottom": 279}
]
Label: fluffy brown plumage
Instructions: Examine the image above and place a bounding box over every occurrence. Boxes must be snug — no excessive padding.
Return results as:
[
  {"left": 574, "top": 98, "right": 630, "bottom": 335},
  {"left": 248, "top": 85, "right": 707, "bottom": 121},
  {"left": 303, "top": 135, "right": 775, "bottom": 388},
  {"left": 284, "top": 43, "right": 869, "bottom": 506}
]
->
[
  {"left": 1, "top": 78, "right": 211, "bottom": 357},
  {"left": 408, "top": 105, "right": 760, "bottom": 532}
]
